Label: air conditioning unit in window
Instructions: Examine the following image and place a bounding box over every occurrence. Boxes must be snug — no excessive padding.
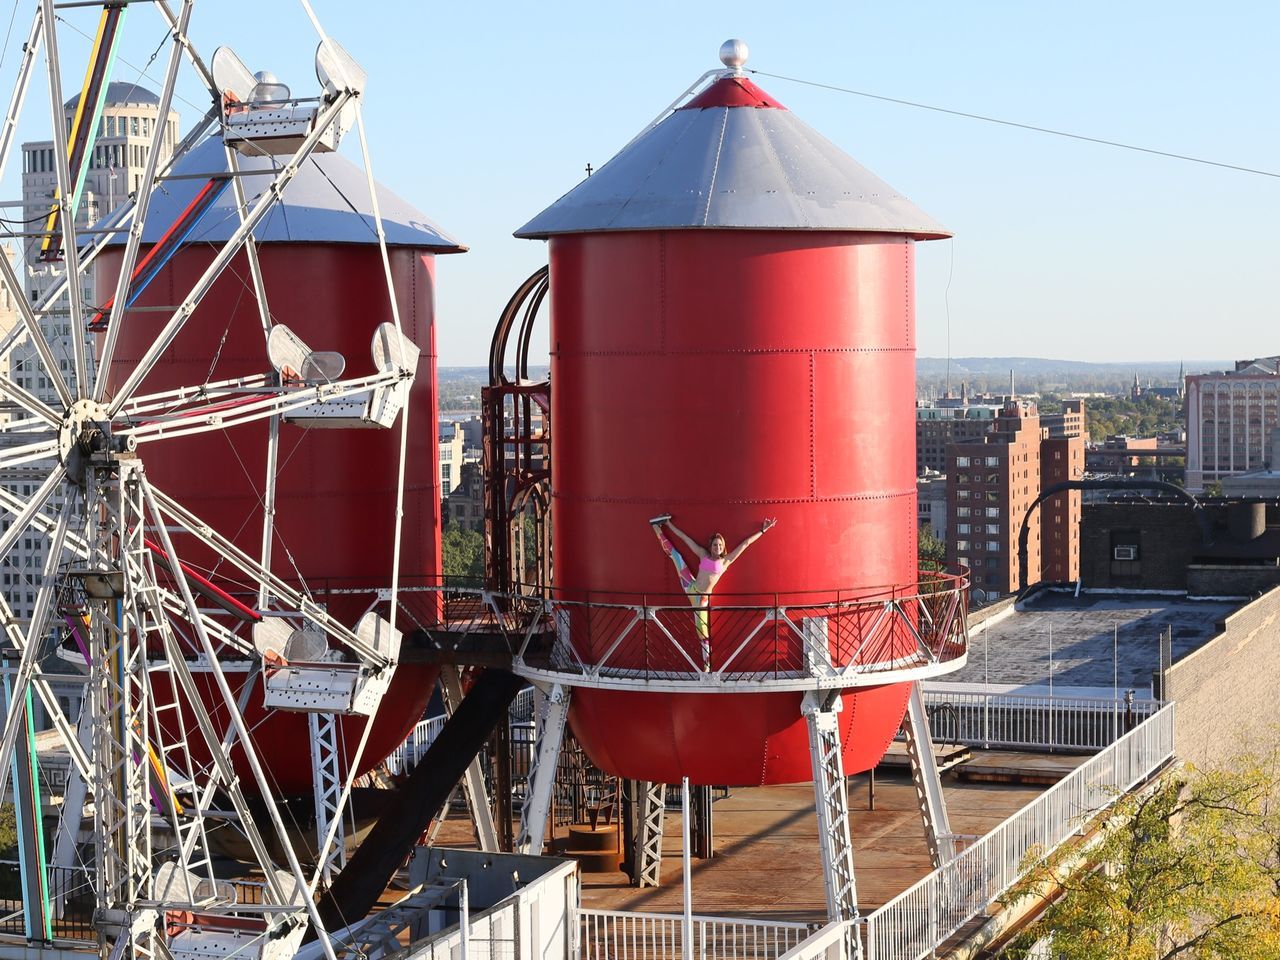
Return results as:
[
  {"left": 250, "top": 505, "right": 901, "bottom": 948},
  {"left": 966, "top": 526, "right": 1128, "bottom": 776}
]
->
[{"left": 1113, "top": 546, "right": 1138, "bottom": 561}]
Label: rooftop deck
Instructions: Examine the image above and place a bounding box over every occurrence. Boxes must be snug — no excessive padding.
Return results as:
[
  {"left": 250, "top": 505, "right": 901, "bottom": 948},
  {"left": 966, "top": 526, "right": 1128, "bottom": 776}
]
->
[
  {"left": 435, "top": 756, "right": 1085, "bottom": 923},
  {"left": 950, "top": 593, "right": 1239, "bottom": 692}
]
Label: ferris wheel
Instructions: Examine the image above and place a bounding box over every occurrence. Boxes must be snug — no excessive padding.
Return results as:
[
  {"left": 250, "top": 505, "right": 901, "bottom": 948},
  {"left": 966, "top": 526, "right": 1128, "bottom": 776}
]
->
[{"left": 0, "top": 3, "right": 420, "bottom": 958}]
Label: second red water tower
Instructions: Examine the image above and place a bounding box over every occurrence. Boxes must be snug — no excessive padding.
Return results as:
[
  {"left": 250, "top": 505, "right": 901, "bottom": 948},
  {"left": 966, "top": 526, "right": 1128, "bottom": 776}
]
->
[
  {"left": 99, "top": 133, "right": 463, "bottom": 794},
  {"left": 516, "top": 41, "right": 959, "bottom": 786}
]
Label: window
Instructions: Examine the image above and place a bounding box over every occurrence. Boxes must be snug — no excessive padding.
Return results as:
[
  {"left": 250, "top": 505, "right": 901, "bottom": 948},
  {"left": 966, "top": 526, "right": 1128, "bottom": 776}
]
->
[
  {"left": 958, "top": 490, "right": 970, "bottom": 500},
  {"left": 957, "top": 524, "right": 970, "bottom": 535},
  {"left": 956, "top": 507, "right": 970, "bottom": 517},
  {"left": 131, "top": 116, "right": 139, "bottom": 136},
  {"left": 955, "top": 457, "right": 970, "bottom": 468},
  {"left": 986, "top": 557, "right": 997, "bottom": 568},
  {"left": 987, "top": 541, "right": 999, "bottom": 552},
  {"left": 986, "top": 492, "right": 999, "bottom": 502},
  {"left": 956, "top": 540, "right": 969, "bottom": 552},
  {"left": 986, "top": 507, "right": 1000, "bottom": 518},
  {"left": 987, "top": 524, "right": 1000, "bottom": 534},
  {"left": 986, "top": 473, "right": 999, "bottom": 483},
  {"left": 956, "top": 474, "right": 969, "bottom": 484},
  {"left": 985, "top": 456, "right": 1000, "bottom": 467},
  {"left": 956, "top": 556, "right": 969, "bottom": 568}
]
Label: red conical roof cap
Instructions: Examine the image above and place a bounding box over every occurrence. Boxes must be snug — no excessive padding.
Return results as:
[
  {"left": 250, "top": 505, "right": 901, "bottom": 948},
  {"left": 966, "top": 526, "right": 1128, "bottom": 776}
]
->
[{"left": 681, "top": 76, "right": 786, "bottom": 110}]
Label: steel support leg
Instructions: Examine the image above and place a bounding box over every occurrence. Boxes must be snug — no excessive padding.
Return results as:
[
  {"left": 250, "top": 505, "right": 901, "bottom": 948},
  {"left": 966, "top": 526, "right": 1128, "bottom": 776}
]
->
[
  {"left": 515, "top": 683, "right": 570, "bottom": 855},
  {"left": 309, "top": 712, "right": 346, "bottom": 885},
  {"left": 634, "top": 780, "right": 666, "bottom": 887},
  {"left": 903, "top": 682, "right": 957, "bottom": 868},
  {"left": 441, "top": 666, "right": 500, "bottom": 852},
  {"left": 802, "top": 691, "right": 861, "bottom": 959}
]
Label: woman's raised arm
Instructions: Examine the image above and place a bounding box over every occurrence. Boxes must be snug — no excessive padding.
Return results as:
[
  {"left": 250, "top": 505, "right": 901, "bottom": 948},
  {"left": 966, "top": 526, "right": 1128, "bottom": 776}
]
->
[{"left": 726, "top": 518, "right": 777, "bottom": 565}]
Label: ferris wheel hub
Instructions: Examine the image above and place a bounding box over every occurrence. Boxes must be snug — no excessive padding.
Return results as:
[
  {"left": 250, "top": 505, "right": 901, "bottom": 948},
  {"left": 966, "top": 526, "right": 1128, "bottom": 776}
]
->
[{"left": 58, "top": 398, "right": 135, "bottom": 485}]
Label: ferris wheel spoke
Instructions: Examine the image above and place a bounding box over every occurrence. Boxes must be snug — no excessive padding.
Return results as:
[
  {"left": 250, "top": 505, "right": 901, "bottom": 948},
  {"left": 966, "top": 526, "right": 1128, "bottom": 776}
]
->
[
  {"left": 148, "top": 484, "right": 388, "bottom": 665},
  {"left": 0, "top": 235, "right": 73, "bottom": 409},
  {"left": 139, "top": 471, "right": 345, "bottom": 951},
  {"left": 114, "top": 372, "right": 275, "bottom": 418},
  {"left": 39, "top": 0, "right": 89, "bottom": 398},
  {"left": 0, "top": 435, "right": 60, "bottom": 473},
  {"left": 0, "top": 484, "right": 89, "bottom": 560},
  {"left": 91, "top": 0, "right": 194, "bottom": 406},
  {"left": 0, "top": 196, "right": 134, "bottom": 387},
  {"left": 0, "top": 10, "right": 45, "bottom": 183},
  {"left": 0, "top": 507, "right": 92, "bottom": 810},
  {"left": 352, "top": 99, "right": 411, "bottom": 645},
  {"left": 0, "top": 368, "right": 60, "bottom": 425},
  {"left": 106, "top": 90, "right": 357, "bottom": 418},
  {"left": 121, "top": 370, "right": 405, "bottom": 444},
  {"left": 0, "top": 464, "right": 65, "bottom": 560}
]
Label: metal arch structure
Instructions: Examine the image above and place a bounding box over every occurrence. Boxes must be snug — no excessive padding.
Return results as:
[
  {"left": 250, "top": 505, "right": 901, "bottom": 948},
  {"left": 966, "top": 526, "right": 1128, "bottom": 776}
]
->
[
  {"left": 1016, "top": 479, "right": 1208, "bottom": 597},
  {"left": 484, "top": 265, "right": 552, "bottom": 596},
  {"left": 0, "top": 4, "right": 421, "bottom": 958}
]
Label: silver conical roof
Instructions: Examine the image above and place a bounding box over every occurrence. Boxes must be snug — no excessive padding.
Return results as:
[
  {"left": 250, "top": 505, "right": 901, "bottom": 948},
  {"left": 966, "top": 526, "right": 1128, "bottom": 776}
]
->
[
  {"left": 114, "top": 136, "right": 465, "bottom": 251},
  {"left": 516, "top": 74, "right": 949, "bottom": 240}
]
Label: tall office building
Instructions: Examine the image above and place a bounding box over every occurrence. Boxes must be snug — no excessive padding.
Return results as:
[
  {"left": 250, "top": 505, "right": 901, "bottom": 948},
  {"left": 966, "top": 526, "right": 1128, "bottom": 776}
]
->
[{"left": 1185, "top": 357, "right": 1280, "bottom": 493}]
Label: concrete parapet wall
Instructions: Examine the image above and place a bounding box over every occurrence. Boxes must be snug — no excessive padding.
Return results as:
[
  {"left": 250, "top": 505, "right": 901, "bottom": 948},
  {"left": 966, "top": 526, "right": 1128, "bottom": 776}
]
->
[
  {"left": 1164, "top": 586, "right": 1280, "bottom": 766},
  {"left": 1187, "top": 564, "right": 1280, "bottom": 598}
]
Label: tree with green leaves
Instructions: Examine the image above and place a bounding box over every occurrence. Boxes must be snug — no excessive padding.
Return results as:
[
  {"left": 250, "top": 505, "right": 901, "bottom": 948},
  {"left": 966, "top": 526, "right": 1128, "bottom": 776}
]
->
[
  {"left": 441, "top": 523, "right": 484, "bottom": 584},
  {"left": 1003, "top": 747, "right": 1280, "bottom": 959},
  {"left": 918, "top": 523, "right": 946, "bottom": 569}
]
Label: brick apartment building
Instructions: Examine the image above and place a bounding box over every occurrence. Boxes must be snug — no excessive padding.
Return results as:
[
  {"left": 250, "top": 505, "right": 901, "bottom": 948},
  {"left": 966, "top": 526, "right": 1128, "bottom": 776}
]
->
[
  {"left": 916, "top": 403, "right": 1002, "bottom": 474},
  {"left": 946, "top": 400, "right": 1084, "bottom": 596}
]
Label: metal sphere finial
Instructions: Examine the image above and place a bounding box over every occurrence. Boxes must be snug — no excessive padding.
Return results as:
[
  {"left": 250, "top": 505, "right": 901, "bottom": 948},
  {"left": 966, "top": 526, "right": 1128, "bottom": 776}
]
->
[{"left": 719, "top": 39, "right": 749, "bottom": 70}]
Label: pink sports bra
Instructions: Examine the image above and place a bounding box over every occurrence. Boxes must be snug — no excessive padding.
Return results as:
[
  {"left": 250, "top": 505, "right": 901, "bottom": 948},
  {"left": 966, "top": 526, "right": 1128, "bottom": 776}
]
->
[{"left": 699, "top": 556, "right": 728, "bottom": 576}]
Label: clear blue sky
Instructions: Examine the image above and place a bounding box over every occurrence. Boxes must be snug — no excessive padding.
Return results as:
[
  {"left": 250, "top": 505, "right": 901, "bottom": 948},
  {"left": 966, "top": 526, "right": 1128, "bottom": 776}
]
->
[{"left": 7, "top": 1, "right": 1277, "bottom": 365}]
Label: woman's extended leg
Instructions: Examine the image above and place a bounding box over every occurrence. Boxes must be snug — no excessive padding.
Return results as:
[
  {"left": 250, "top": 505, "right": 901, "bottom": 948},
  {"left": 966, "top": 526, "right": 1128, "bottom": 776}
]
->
[
  {"left": 653, "top": 523, "right": 695, "bottom": 591},
  {"left": 652, "top": 522, "right": 710, "bottom": 668},
  {"left": 689, "top": 592, "right": 711, "bottom": 669}
]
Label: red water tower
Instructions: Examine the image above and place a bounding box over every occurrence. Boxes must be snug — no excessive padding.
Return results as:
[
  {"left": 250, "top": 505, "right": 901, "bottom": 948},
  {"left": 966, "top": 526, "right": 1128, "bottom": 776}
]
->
[
  {"left": 98, "top": 135, "right": 464, "bottom": 794},
  {"left": 515, "top": 42, "right": 956, "bottom": 786}
]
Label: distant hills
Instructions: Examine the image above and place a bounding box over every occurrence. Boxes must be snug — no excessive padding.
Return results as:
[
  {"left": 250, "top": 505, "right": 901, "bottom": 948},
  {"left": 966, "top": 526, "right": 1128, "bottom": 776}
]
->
[
  {"left": 917, "top": 357, "right": 1223, "bottom": 378},
  {"left": 916, "top": 357, "right": 1227, "bottom": 396},
  {"left": 440, "top": 359, "right": 1225, "bottom": 398}
]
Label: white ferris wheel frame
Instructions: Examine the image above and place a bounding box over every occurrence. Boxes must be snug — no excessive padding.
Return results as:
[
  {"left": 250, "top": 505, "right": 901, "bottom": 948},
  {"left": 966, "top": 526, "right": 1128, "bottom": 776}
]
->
[{"left": 0, "top": 2, "right": 418, "bottom": 957}]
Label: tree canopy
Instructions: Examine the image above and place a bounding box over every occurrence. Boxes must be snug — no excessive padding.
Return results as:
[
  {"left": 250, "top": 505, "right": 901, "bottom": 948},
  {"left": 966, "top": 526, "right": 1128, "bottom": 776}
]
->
[
  {"left": 441, "top": 523, "right": 484, "bottom": 583},
  {"left": 1004, "top": 745, "right": 1280, "bottom": 959}
]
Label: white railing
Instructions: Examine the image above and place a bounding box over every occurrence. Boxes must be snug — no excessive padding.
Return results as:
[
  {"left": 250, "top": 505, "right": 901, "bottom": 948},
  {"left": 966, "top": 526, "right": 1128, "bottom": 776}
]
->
[
  {"left": 403, "top": 898, "right": 520, "bottom": 960},
  {"left": 579, "top": 908, "right": 817, "bottom": 960},
  {"left": 517, "top": 571, "right": 970, "bottom": 693},
  {"left": 863, "top": 702, "right": 1176, "bottom": 960},
  {"left": 510, "top": 685, "right": 536, "bottom": 723},
  {"left": 385, "top": 687, "right": 537, "bottom": 776},
  {"left": 384, "top": 715, "right": 447, "bottom": 776},
  {"left": 916, "top": 689, "right": 1160, "bottom": 752},
  {"left": 778, "top": 921, "right": 853, "bottom": 959}
]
